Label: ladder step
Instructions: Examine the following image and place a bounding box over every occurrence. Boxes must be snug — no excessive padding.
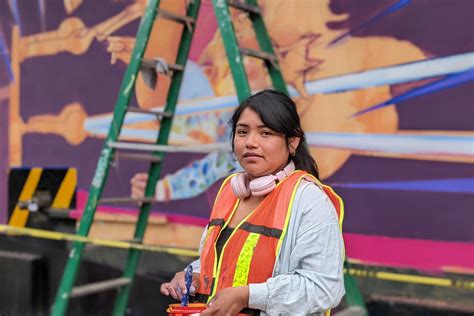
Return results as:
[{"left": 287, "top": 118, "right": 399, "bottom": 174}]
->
[
  {"left": 126, "top": 106, "right": 173, "bottom": 119},
  {"left": 70, "top": 278, "right": 131, "bottom": 298},
  {"left": 115, "top": 152, "right": 163, "bottom": 163},
  {"left": 239, "top": 47, "right": 277, "bottom": 63},
  {"left": 108, "top": 141, "right": 231, "bottom": 154},
  {"left": 99, "top": 197, "right": 155, "bottom": 204},
  {"left": 157, "top": 8, "right": 196, "bottom": 27},
  {"left": 227, "top": 0, "right": 261, "bottom": 15}
]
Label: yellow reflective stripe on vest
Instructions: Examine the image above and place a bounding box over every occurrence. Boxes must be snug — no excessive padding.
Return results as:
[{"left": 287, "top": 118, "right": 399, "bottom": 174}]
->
[
  {"left": 310, "top": 175, "right": 345, "bottom": 230},
  {"left": 209, "top": 199, "right": 241, "bottom": 301},
  {"left": 275, "top": 174, "right": 303, "bottom": 257},
  {"left": 232, "top": 232, "right": 261, "bottom": 287}
]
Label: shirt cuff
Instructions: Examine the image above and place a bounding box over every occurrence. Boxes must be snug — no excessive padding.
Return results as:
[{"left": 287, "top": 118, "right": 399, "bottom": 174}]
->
[
  {"left": 189, "top": 259, "right": 201, "bottom": 274},
  {"left": 248, "top": 283, "right": 269, "bottom": 311}
]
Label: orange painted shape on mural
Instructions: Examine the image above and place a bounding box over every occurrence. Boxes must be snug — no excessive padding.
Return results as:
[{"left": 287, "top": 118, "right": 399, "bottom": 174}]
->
[{"left": 0, "top": 85, "right": 8, "bottom": 101}]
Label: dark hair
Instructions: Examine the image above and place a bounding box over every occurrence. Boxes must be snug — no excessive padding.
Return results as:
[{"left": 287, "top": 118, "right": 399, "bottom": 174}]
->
[{"left": 229, "top": 89, "right": 319, "bottom": 179}]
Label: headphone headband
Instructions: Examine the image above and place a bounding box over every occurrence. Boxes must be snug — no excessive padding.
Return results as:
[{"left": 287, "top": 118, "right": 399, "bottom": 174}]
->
[{"left": 231, "top": 161, "right": 295, "bottom": 198}]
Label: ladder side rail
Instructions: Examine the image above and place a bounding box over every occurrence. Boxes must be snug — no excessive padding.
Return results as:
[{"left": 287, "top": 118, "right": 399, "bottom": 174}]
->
[
  {"left": 51, "top": 1, "right": 162, "bottom": 315},
  {"left": 245, "top": 0, "right": 288, "bottom": 95},
  {"left": 212, "top": 0, "right": 252, "bottom": 102},
  {"left": 112, "top": 1, "right": 203, "bottom": 314}
]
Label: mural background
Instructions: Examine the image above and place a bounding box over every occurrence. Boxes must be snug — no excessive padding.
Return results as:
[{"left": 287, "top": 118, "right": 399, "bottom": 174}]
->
[{"left": 0, "top": 0, "right": 473, "bottom": 274}]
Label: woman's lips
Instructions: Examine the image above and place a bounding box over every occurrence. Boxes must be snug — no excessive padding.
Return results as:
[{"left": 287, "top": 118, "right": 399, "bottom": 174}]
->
[
  {"left": 243, "top": 154, "right": 262, "bottom": 161},
  {"left": 243, "top": 153, "right": 262, "bottom": 158}
]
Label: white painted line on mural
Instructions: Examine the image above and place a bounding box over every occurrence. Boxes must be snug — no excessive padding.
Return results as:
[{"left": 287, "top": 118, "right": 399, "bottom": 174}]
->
[
  {"left": 306, "top": 132, "right": 474, "bottom": 157},
  {"left": 108, "top": 141, "right": 231, "bottom": 153},
  {"left": 106, "top": 132, "right": 474, "bottom": 157},
  {"left": 84, "top": 52, "right": 474, "bottom": 133}
]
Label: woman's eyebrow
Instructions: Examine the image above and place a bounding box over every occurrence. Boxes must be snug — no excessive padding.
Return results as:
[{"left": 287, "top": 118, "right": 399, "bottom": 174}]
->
[{"left": 236, "top": 123, "right": 267, "bottom": 128}]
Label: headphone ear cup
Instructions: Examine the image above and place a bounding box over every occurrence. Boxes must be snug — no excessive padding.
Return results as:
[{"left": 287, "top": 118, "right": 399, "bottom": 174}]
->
[{"left": 231, "top": 173, "right": 251, "bottom": 199}]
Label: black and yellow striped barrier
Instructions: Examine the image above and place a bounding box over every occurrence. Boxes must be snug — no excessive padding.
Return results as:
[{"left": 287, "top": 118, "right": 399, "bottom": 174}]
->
[
  {"left": 9, "top": 168, "right": 77, "bottom": 227},
  {"left": 1, "top": 224, "right": 472, "bottom": 290}
]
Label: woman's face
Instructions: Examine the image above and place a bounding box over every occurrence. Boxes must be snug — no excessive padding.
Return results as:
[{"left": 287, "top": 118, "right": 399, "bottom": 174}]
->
[{"left": 233, "top": 108, "right": 296, "bottom": 179}]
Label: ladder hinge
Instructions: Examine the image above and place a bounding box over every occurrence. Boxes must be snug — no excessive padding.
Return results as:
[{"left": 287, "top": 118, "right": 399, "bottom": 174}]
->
[{"left": 140, "top": 58, "right": 184, "bottom": 89}]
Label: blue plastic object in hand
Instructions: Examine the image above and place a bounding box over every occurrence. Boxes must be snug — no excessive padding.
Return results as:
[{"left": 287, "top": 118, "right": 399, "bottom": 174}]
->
[{"left": 181, "top": 265, "right": 193, "bottom": 306}]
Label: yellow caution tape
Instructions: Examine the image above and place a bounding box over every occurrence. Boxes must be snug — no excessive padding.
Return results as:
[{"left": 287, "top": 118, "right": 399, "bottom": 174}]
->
[
  {"left": 0, "top": 224, "right": 199, "bottom": 257},
  {"left": 1, "top": 224, "right": 472, "bottom": 289},
  {"left": 344, "top": 267, "right": 474, "bottom": 290}
]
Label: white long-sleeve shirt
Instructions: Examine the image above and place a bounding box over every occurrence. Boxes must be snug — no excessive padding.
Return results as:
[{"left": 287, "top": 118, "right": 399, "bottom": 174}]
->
[{"left": 191, "top": 179, "right": 345, "bottom": 315}]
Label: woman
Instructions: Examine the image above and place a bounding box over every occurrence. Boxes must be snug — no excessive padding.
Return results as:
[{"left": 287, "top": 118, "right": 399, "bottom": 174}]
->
[{"left": 132, "top": 90, "right": 345, "bottom": 315}]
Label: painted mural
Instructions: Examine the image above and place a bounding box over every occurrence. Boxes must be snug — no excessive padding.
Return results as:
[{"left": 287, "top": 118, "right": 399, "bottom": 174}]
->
[{"left": 1, "top": 0, "right": 473, "bottom": 274}]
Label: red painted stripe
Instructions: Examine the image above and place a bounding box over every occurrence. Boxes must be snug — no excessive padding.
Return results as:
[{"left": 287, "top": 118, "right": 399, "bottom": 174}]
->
[
  {"left": 72, "top": 190, "right": 209, "bottom": 226},
  {"left": 74, "top": 190, "right": 474, "bottom": 273},
  {"left": 344, "top": 233, "right": 474, "bottom": 273}
]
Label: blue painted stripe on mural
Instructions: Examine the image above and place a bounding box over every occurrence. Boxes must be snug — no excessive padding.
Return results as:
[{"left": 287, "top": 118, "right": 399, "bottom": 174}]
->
[
  {"left": 306, "top": 132, "right": 474, "bottom": 156},
  {"left": 84, "top": 53, "right": 474, "bottom": 129},
  {"left": 352, "top": 69, "right": 474, "bottom": 117},
  {"left": 0, "top": 30, "right": 14, "bottom": 82},
  {"left": 328, "top": 0, "right": 411, "bottom": 47},
  {"left": 331, "top": 178, "right": 474, "bottom": 193},
  {"left": 8, "top": 0, "right": 23, "bottom": 35}
]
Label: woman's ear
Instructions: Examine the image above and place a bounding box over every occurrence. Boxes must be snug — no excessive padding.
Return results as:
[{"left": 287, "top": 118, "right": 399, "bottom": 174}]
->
[{"left": 288, "top": 137, "right": 301, "bottom": 154}]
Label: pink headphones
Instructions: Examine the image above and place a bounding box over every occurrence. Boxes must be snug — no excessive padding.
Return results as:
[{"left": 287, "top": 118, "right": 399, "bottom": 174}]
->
[{"left": 231, "top": 161, "right": 296, "bottom": 199}]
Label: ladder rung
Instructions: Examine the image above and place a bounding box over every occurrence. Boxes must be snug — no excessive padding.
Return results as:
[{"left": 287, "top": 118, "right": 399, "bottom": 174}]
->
[
  {"left": 141, "top": 58, "right": 184, "bottom": 74},
  {"left": 70, "top": 278, "right": 131, "bottom": 298},
  {"left": 100, "top": 197, "right": 155, "bottom": 204},
  {"left": 240, "top": 48, "right": 277, "bottom": 63},
  {"left": 157, "top": 8, "right": 196, "bottom": 27},
  {"left": 108, "top": 141, "right": 231, "bottom": 154},
  {"left": 115, "top": 152, "right": 163, "bottom": 163},
  {"left": 126, "top": 106, "right": 173, "bottom": 118},
  {"left": 227, "top": 0, "right": 261, "bottom": 15}
]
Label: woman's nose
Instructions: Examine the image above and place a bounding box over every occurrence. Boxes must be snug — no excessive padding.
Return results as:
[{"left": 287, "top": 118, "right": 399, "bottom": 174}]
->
[{"left": 245, "top": 133, "right": 258, "bottom": 148}]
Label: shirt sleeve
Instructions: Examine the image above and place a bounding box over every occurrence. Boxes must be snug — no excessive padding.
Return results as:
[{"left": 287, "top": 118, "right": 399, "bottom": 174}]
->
[
  {"left": 189, "top": 225, "right": 208, "bottom": 274},
  {"left": 248, "top": 182, "right": 345, "bottom": 314}
]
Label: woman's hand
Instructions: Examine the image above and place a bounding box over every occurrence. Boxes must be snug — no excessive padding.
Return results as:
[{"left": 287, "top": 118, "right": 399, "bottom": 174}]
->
[
  {"left": 130, "top": 173, "right": 148, "bottom": 199},
  {"left": 160, "top": 271, "right": 200, "bottom": 301},
  {"left": 201, "top": 286, "right": 249, "bottom": 316}
]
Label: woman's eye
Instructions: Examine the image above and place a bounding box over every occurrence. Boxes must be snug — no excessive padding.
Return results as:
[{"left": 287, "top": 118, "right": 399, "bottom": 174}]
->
[
  {"left": 237, "top": 130, "right": 247, "bottom": 136},
  {"left": 261, "top": 131, "right": 272, "bottom": 136}
]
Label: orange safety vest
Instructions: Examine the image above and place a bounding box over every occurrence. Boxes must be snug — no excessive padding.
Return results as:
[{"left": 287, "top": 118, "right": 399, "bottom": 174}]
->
[{"left": 197, "top": 170, "right": 344, "bottom": 304}]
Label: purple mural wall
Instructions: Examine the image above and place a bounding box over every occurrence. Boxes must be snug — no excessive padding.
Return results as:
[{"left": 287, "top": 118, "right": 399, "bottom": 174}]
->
[{"left": 0, "top": 0, "right": 473, "bottom": 275}]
